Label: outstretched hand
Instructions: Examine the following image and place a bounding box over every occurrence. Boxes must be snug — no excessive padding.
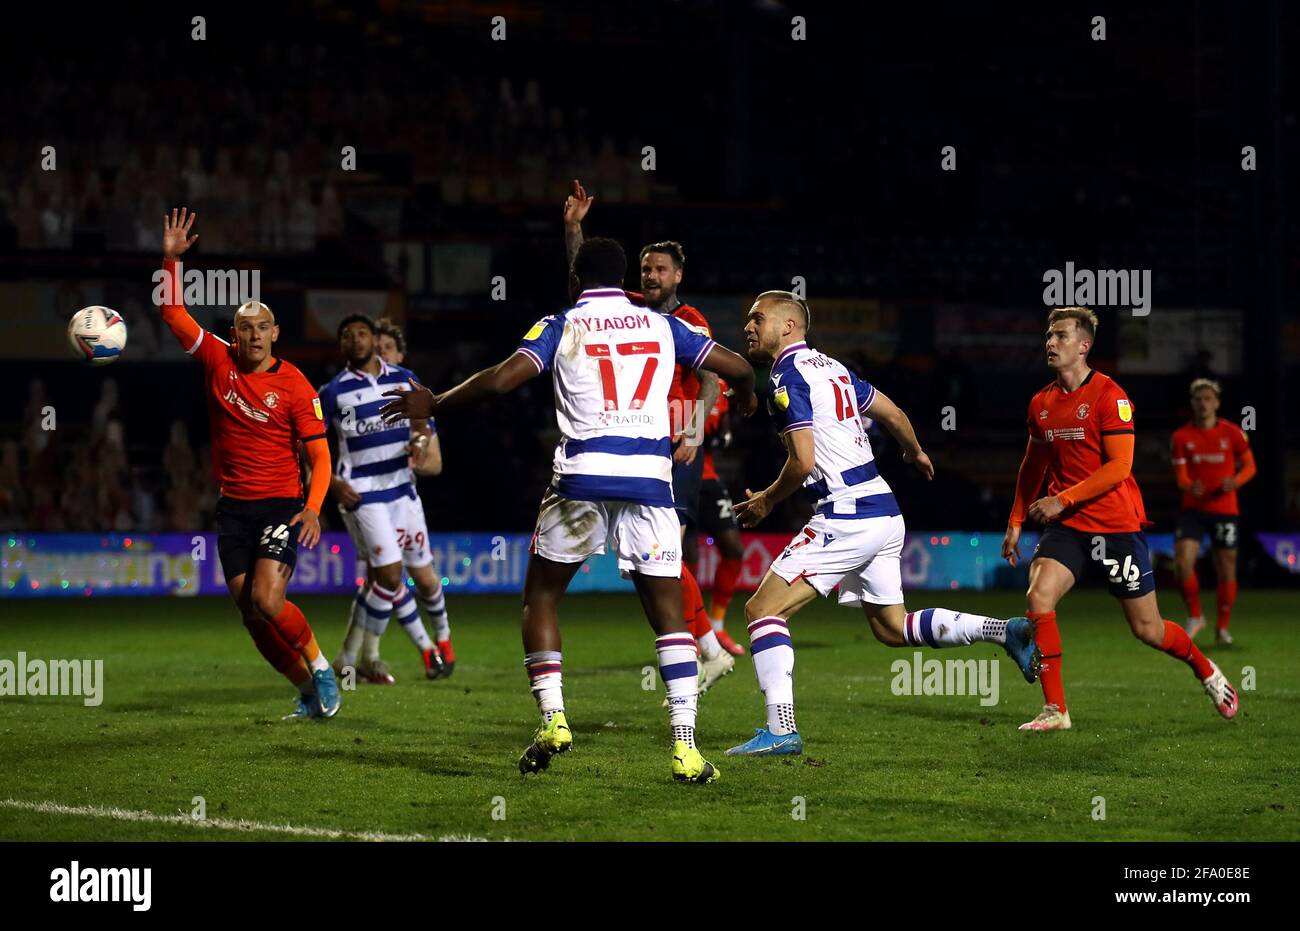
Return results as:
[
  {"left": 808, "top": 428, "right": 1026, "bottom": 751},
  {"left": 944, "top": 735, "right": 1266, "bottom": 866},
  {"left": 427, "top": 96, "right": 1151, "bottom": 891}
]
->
[
  {"left": 905, "top": 449, "right": 935, "bottom": 480},
  {"left": 163, "top": 207, "right": 198, "bottom": 260},
  {"left": 733, "top": 488, "right": 772, "bottom": 528},
  {"left": 563, "top": 179, "right": 593, "bottom": 226},
  {"left": 380, "top": 378, "right": 437, "bottom": 423}
]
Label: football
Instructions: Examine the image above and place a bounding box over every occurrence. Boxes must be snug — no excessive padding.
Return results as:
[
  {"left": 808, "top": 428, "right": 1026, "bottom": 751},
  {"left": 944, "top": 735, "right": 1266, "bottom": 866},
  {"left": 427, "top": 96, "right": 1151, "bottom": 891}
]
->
[{"left": 67, "top": 305, "right": 128, "bottom": 366}]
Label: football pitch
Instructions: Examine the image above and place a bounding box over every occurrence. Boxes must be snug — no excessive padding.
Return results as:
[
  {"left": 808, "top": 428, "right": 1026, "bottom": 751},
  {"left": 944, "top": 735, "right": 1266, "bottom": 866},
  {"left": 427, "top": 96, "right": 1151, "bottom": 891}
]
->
[{"left": 1, "top": 590, "right": 1296, "bottom": 842}]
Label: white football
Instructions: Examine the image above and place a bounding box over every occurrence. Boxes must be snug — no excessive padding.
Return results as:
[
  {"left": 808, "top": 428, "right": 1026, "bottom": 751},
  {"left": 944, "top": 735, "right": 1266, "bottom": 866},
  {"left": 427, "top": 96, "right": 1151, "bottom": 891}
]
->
[{"left": 68, "top": 306, "right": 128, "bottom": 366}]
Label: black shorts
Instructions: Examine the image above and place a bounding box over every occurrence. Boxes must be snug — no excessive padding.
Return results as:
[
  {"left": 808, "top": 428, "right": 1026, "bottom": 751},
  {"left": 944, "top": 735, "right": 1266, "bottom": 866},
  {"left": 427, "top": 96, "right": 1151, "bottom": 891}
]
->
[
  {"left": 697, "top": 477, "right": 740, "bottom": 537},
  {"left": 1176, "top": 510, "right": 1241, "bottom": 550},
  {"left": 215, "top": 496, "right": 303, "bottom": 582},
  {"left": 1032, "top": 522, "right": 1155, "bottom": 600},
  {"left": 671, "top": 445, "right": 706, "bottom": 526}
]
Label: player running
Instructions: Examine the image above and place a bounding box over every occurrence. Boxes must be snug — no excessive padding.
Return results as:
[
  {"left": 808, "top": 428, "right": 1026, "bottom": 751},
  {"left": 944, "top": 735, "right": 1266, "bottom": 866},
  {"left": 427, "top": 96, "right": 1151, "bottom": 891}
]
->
[
  {"left": 727, "top": 292, "right": 1039, "bottom": 756},
  {"left": 380, "top": 237, "right": 756, "bottom": 783},
  {"left": 1171, "top": 378, "right": 1255, "bottom": 645},
  {"left": 158, "top": 207, "right": 341, "bottom": 720},
  {"left": 320, "top": 315, "right": 452, "bottom": 686},
  {"left": 564, "top": 181, "right": 736, "bottom": 694},
  {"left": 1003, "top": 308, "right": 1239, "bottom": 730}
]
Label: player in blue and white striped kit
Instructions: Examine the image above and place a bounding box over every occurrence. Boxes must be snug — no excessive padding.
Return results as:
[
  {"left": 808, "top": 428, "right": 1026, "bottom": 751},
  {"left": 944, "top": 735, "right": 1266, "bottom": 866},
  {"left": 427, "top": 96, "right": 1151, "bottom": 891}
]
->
[
  {"left": 379, "top": 238, "right": 756, "bottom": 782},
  {"left": 319, "top": 315, "right": 452, "bottom": 685},
  {"left": 728, "top": 292, "right": 1040, "bottom": 756}
]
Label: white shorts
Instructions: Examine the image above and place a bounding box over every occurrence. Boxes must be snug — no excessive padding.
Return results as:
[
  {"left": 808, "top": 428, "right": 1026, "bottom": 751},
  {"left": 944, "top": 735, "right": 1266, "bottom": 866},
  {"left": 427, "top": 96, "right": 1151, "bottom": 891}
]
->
[
  {"left": 340, "top": 493, "right": 433, "bottom": 570},
  {"left": 530, "top": 491, "right": 681, "bottom": 578},
  {"left": 768, "top": 513, "right": 906, "bottom": 606}
]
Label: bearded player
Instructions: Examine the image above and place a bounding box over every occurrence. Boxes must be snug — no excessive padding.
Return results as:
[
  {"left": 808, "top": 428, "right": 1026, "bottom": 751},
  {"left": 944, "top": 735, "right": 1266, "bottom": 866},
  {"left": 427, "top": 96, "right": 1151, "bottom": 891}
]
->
[
  {"left": 382, "top": 237, "right": 756, "bottom": 782},
  {"left": 159, "top": 207, "right": 341, "bottom": 720},
  {"left": 1003, "top": 307, "right": 1238, "bottom": 730},
  {"left": 564, "top": 180, "right": 735, "bottom": 694},
  {"left": 321, "top": 315, "right": 452, "bottom": 686},
  {"left": 1171, "top": 378, "right": 1255, "bottom": 645}
]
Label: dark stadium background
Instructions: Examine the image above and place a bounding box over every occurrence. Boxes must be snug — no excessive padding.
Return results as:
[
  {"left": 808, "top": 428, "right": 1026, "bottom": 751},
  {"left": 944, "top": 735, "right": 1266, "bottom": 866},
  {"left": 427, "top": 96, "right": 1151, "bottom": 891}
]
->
[{"left": 0, "top": 1, "right": 1295, "bottom": 583}]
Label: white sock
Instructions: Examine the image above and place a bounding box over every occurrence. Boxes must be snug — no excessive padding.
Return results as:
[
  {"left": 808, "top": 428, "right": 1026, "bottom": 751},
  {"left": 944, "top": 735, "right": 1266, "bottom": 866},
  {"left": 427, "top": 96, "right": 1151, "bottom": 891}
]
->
[
  {"left": 308, "top": 652, "right": 329, "bottom": 672},
  {"left": 697, "top": 629, "right": 723, "bottom": 660},
  {"left": 656, "top": 633, "right": 698, "bottom": 745},
  {"left": 362, "top": 582, "right": 399, "bottom": 662},
  {"left": 902, "top": 608, "right": 1006, "bottom": 647},
  {"left": 767, "top": 702, "right": 797, "bottom": 736},
  {"left": 394, "top": 588, "right": 435, "bottom": 651},
  {"left": 524, "top": 651, "right": 564, "bottom": 722},
  {"left": 709, "top": 616, "right": 725, "bottom": 633},
  {"left": 337, "top": 587, "right": 368, "bottom": 667},
  {"left": 419, "top": 581, "right": 450, "bottom": 641},
  {"left": 748, "top": 615, "right": 795, "bottom": 734}
]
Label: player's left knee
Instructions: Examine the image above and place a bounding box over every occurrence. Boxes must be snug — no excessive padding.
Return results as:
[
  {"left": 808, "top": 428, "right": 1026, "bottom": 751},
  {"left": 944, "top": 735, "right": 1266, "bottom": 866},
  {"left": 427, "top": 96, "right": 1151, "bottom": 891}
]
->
[
  {"left": 1135, "top": 622, "right": 1163, "bottom": 646},
  {"left": 252, "top": 589, "right": 285, "bottom": 621}
]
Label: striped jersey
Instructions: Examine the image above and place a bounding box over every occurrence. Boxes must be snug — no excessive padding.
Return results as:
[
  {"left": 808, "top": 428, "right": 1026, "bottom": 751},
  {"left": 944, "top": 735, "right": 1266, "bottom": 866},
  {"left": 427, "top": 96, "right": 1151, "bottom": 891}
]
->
[
  {"left": 767, "top": 340, "right": 898, "bottom": 519},
  {"left": 318, "top": 359, "right": 432, "bottom": 507},
  {"left": 515, "top": 288, "right": 716, "bottom": 507}
]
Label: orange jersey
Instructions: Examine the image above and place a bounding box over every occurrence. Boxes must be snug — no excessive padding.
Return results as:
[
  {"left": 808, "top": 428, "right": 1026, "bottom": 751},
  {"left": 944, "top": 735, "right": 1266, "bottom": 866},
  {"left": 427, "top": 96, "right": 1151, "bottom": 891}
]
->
[
  {"left": 667, "top": 303, "right": 712, "bottom": 406},
  {"left": 701, "top": 381, "right": 729, "bottom": 481},
  {"left": 1027, "top": 371, "right": 1148, "bottom": 533},
  {"left": 164, "top": 316, "right": 326, "bottom": 502},
  {"left": 1171, "top": 419, "right": 1250, "bottom": 515}
]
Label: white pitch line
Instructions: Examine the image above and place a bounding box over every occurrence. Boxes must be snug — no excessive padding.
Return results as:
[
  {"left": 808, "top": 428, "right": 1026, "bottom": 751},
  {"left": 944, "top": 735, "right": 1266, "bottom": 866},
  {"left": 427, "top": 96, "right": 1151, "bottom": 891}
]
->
[{"left": 0, "top": 798, "right": 500, "bottom": 842}]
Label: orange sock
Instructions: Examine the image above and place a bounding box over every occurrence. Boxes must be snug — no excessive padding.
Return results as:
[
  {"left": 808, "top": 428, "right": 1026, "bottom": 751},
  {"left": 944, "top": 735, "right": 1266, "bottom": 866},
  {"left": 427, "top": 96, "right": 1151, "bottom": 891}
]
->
[
  {"left": 708, "top": 557, "right": 743, "bottom": 622},
  {"left": 1215, "top": 580, "right": 1237, "bottom": 631},
  {"left": 681, "top": 565, "right": 714, "bottom": 640},
  {"left": 271, "top": 600, "right": 312, "bottom": 653},
  {"left": 243, "top": 614, "right": 312, "bottom": 685},
  {"left": 1160, "top": 620, "right": 1214, "bottom": 679},
  {"left": 1180, "top": 572, "right": 1203, "bottom": 618},
  {"left": 1028, "top": 610, "right": 1066, "bottom": 712}
]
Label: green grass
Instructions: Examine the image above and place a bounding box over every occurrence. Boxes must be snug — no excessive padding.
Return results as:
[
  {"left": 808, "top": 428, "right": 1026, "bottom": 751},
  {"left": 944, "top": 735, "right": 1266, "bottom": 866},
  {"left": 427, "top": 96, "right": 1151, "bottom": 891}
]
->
[{"left": 1, "top": 589, "right": 1297, "bottom": 841}]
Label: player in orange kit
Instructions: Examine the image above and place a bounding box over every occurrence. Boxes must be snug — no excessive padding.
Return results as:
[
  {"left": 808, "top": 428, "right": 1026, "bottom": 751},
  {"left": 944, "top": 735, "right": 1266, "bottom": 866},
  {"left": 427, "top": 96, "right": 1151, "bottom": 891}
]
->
[
  {"left": 159, "top": 207, "right": 341, "bottom": 720},
  {"left": 1002, "top": 308, "right": 1238, "bottom": 730},
  {"left": 1171, "top": 378, "right": 1255, "bottom": 644},
  {"left": 684, "top": 378, "right": 746, "bottom": 656}
]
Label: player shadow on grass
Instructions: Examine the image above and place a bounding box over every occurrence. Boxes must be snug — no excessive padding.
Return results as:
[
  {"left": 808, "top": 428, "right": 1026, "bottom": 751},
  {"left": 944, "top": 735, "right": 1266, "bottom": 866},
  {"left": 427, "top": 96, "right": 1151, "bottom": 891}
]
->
[
  {"left": 251, "top": 742, "right": 478, "bottom": 778},
  {"left": 106, "top": 684, "right": 289, "bottom": 712}
]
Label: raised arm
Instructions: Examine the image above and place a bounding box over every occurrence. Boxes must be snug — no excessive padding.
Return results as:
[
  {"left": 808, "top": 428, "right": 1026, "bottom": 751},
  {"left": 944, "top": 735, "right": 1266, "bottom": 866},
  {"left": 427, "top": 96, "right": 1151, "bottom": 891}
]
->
[
  {"left": 156, "top": 207, "right": 205, "bottom": 352},
  {"left": 563, "top": 179, "right": 592, "bottom": 271}
]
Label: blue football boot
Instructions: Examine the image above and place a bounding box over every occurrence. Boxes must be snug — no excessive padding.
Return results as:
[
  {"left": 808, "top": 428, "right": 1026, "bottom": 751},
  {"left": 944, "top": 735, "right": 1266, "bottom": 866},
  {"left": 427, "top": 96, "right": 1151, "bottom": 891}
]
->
[
  {"left": 282, "top": 692, "right": 321, "bottom": 721},
  {"left": 312, "top": 667, "right": 342, "bottom": 718},
  {"left": 725, "top": 727, "right": 804, "bottom": 756},
  {"left": 1004, "top": 617, "right": 1041, "bottom": 683}
]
